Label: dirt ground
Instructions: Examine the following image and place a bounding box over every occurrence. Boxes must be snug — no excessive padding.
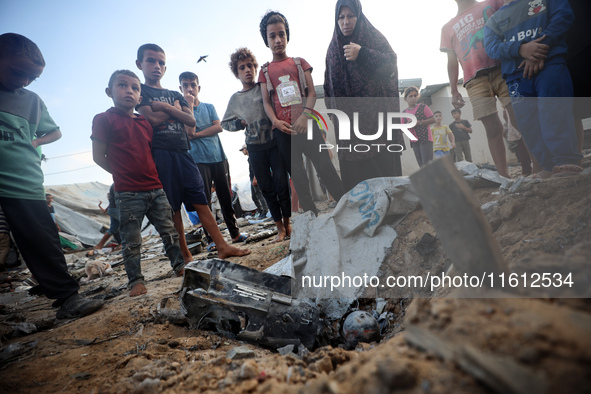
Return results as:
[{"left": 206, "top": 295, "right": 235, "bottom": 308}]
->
[{"left": 1, "top": 160, "right": 591, "bottom": 393}]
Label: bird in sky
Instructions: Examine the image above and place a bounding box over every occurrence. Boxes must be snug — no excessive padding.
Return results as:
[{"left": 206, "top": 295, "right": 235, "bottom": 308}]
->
[{"left": 197, "top": 55, "right": 208, "bottom": 63}]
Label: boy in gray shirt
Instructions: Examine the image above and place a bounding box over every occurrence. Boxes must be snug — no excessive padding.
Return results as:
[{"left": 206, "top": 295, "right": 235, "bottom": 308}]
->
[{"left": 222, "top": 48, "right": 291, "bottom": 242}]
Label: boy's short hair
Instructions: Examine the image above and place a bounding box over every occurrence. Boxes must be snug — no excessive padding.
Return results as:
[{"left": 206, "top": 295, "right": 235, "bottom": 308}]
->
[
  {"left": 229, "top": 48, "right": 259, "bottom": 78},
  {"left": 403, "top": 86, "right": 419, "bottom": 99},
  {"left": 451, "top": 108, "right": 461, "bottom": 114},
  {"left": 433, "top": 110, "right": 442, "bottom": 115},
  {"left": 259, "top": 11, "right": 290, "bottom": 47},
  {"left": 179, "top": 71, "right": 199, "bottom": 85},
  {"left": 0, "top": 33, "right": 45, "bottom": 67},
  {"left": 108, "top": 70, "right": 141, "bottom": 89},
  {"left": 137, "top": 43, "right": 164, "bottom": 62}
]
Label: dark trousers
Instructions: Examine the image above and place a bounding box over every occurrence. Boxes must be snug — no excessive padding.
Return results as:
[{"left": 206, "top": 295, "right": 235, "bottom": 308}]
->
[
  {"left": 196, "top": 160, "right": 240, "bottom": 239},
  {"left": 339, "top": 151, "right": 402, "bottom": 193},
  {"left": 275, "top": 129, "right": 345, "bottom": 215},
  {"left": 251, "top": 184, "right": 268, "bottom": 214},
  {"left": 249, "top": 146, "right": 291, "bottom": 222},
  {"left": 0, "top": 197, "right": 78, "bottom": 301}
]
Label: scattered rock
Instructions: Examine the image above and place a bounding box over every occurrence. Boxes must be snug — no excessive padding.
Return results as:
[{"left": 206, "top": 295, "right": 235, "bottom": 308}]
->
[
  {"left": 278, "top": 344, "right": 295, "bottom": 356},
  {"left": 376, "top": 360, "right": 417, "bottom": 389},
  {"left": 499, "top": 232, "right": 524, "bottom": 247},
  {"left": 499, "top": 198, "right": 523, "bottom": 220},
  {"left": 239, "top": 359, "right": 260, "bottom": 380},
  {"left": 227, "top": 346, "right": 255, "bottom": 360},
  {"left": 313, "top": 355, "right": 333, "bottom": 374},
  {"left": 134, "top": 378, "right": 160, "bottom": 394},
  {"left": 416, "top": 233, "right": 438, "bottom": 256}
]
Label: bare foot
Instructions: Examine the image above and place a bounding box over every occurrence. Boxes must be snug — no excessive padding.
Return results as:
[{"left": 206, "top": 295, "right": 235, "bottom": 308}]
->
[
  {"left": 271, "top": 221, "right": 287, "bottom": 243},
  {"left": 217, "top": 244, "right": 251, "bottom": 259},
  {"left": 270, "top": 235, "right": 285, "bottom": 243},
  {"left": 182, "top": 252, "right": 194, "bottom": 264},
  {"left": 175, "top": 263, "right": 187, "bottom": 277},
  {"left": 129, "top": 283, "right": 147, "bottom": 297},
  {"left": 283, "top": 217, "right": 292, "bottom": 237}
]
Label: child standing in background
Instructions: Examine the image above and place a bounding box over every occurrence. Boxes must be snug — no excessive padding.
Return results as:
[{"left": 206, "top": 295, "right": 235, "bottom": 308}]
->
[
  {"left": 403, "top": 86, "right": 436, "bottom": 167},
  {"left": 449, "top": 108, "right": 473, "bottom": 162},
  {"left": 431, "top": 111, "right": 455, "bottom": 157}
]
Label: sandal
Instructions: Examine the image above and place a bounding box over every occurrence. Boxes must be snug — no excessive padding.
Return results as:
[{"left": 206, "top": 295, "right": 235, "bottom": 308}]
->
[
  {"left": 207, "top": 242, "right": 217, "bottom": 252},
  {"left": 552, "top": 164, "right": 582, "bottom": 178},
  {"left": 232, "top": 233, "right": 249, "bottom": 243}
]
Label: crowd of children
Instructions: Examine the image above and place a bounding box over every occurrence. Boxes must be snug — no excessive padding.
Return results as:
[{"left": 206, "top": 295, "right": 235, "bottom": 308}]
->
[{"left": 0, "top": 0, "right": 585, "bottom": 313}]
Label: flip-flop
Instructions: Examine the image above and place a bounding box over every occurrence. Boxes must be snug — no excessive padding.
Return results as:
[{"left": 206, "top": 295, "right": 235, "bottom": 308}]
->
[
  {"left": 232, "top": 233, "right": 249, "bottom": 243},
  {"left": 207, "top": 242, "right": 217, "bottom": 252}
]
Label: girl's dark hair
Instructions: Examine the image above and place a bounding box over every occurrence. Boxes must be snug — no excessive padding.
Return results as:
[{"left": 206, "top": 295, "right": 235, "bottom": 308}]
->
[
  {"left": 229, "top": 48, "right": 259, "bottom": 78},
  {"left": 403, "top": 86, "right": 419, "bottom": 99},
  {"left": 259, "top": 11, "right": 290, "bottom": 47}
]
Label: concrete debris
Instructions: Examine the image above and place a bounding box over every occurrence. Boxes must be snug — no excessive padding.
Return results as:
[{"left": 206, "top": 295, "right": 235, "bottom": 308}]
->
[
  {"left": 277, "top": 344, "right": 295, "bottom": 356},
  {"left": 455, "top": 160, "right": 508, "bottom": 189},
  {"left": 226, "top": 346, "right": 256, "bottom": 360},
  {"left": 83, "top": 261, "right": 113, "bottom": 281},
  {"left": 263, "top": 255, "right": 293, "bottom": 278},
  {"left": 245, "top": 229, "right": 278, "bottom": 244},
  {"left": 155, "top": 297, "right": 187, "bottom": 326},
  {"left": 415, "top": 233, "right": 438, "bottom": 256},
  {"left": 0, "top": 339, "right": 38, "bottom": 363},
  {"left": 481, "top": 200, "right": 500, "bottom": 214}
]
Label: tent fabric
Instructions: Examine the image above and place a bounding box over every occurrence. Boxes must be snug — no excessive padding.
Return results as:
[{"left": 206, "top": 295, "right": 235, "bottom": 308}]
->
[{"left": 47, "top": 182, "right": 111, "bottom": 246}]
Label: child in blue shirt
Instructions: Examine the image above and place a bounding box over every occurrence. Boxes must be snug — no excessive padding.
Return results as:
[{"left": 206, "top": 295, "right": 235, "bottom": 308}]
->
[
  {"left": 484, "top": 0, "right": 582, "bottom": 178},
  {"left": 178, "top": 72, "right": 246, "bottom": 248}
]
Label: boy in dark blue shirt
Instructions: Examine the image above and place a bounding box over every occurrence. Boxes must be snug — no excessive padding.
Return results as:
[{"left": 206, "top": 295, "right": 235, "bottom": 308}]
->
[
  {"left": 484, "top": 0, "right": 582, "bottom": 177},
  {"left": 135, "top": 44, "right": 249, "bottom": 260}
]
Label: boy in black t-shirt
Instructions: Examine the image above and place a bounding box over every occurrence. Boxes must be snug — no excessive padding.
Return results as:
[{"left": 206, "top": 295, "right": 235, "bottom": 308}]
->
[
  {"left": 449, "top": 108, "right": 473, "bottom": 162},
  {"left": 135, "top": 44, "right": 249, "bottom": 262}
]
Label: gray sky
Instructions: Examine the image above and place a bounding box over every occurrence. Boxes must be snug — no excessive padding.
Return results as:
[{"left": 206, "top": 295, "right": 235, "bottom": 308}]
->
[{"left": 1, "top": 0, "right": 462, "bottom": 186}]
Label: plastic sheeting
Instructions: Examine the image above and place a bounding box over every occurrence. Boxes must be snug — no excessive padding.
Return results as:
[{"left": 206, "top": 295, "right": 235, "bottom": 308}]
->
[
  {"left": 290, "top": 177, "right": 420, "bottom": 302},
  {"left": 47, "top": 182, "right": 192, "bottom": 247},
  {"left": 233, "top": 178, "right": 257, "bottom": 212},
  {"left": 47, "top": 182, "right": 111, "bottom": 246}
]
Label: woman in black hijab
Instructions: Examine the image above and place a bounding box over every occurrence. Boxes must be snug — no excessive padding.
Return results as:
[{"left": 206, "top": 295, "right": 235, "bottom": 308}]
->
[{"left": 324, "top": 0, "right": 404, "bottom": 191}]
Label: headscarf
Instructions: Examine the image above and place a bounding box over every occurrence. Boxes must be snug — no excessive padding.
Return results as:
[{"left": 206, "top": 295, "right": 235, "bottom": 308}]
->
[
  {"left": 323, "top": 0, "right": 403, "bottom": 161},
  {"left": 323, "top": 0, "right": 399, "bottom": 101}
]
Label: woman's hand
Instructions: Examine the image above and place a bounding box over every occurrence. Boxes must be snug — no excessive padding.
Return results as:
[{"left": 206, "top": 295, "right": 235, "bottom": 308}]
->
[{"left": 343, "top": 43, "right": 361, "bottom": 61}]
